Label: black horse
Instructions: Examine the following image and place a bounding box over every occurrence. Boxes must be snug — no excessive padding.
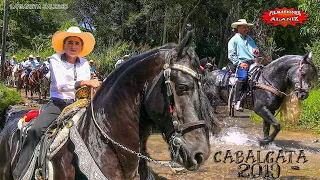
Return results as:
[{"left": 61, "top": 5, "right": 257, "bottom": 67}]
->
[
  {"left": 202, "top": 53, "right": 318, "bottom": 145},
  {"left": 0, "top": 31, "right": 221, "bottom": 179},
  {"left": 199, "top": 57, "right": 217, "bottom": 72}
]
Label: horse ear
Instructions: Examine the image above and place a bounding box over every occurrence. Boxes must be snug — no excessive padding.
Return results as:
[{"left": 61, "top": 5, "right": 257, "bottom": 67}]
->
[
  {"left": 176, "top": 30, "right": 194, "bottom": 58},
  {"left": 303, "top": 52, "right": 312, "bottom": 64}
]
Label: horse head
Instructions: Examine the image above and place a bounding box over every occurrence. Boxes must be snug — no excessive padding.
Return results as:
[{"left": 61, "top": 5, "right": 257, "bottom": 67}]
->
[
  {"left": 287, "top": 52, "right": 318, "bottom": 100},
  {"left": 144, "top": 31, "right": 218, "bottom": 170}
]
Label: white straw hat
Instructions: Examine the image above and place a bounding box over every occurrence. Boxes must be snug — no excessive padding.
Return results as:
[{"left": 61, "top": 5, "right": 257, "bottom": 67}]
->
[{"left": 231, "top": 19, "right": 253, "bottom": 28}]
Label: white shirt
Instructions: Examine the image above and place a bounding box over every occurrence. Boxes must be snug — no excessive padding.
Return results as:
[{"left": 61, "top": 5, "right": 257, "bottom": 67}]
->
[
  {"left": 49, "top": 53, "right": 91, "bottom": 100},
  {"left": 114, "top": 59, "right": 124, "bottom": 69},
  {"left": 43, "top": 60, "right": 50, "bottom": 67}
]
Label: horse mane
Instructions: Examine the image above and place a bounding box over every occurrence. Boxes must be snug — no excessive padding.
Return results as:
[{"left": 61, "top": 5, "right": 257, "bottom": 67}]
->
[
  {"left": 266, "top": 55, "right": 302, "bottom": 68},
  {"left": 267, "top": 54, "right": 316, "bottom": 69}
]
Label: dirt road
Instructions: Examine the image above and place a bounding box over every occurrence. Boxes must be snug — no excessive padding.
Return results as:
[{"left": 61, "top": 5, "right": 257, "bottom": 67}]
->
[{"left": 147, "top": 108, "right": 320, "bottom": 180}]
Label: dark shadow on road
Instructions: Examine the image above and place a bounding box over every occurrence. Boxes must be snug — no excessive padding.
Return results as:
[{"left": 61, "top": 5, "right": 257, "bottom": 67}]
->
[{"left": 273, "top": 139, "right": 320, "bottom": 154}]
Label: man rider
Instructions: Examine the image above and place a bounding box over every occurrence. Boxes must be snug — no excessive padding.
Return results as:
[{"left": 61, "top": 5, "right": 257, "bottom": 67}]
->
[
  {"left": 24, "top": 54, "right": 39, "bottom": 77},
  {"left": 10, "top": 56, "right": 18, "bottom": 66},
  {"left": 228, "top": 19, "right": 260, "bottom": 111}
]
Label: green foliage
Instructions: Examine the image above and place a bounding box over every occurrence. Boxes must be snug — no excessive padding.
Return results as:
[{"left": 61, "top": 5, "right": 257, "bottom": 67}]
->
[
  {"left": 0, "top": 83, "right": 24, "bottom": 116},
  {"left": 306, "top": 40, "right": 320, "bottom": 72},
  {"left": 299, "top": 89, "right": 320, "bottom": 132},
  {"left": 250, "top": 111, "right": 281, "bottom": 123},
  {"left": 299, "top": 0, "right": 320, "bottom": 41},
  {"left": 3, "top": 0, "right": 320, "bottom": 74},
  {"left": 86, "top": 41, "right": 150, "bottom": 77}
]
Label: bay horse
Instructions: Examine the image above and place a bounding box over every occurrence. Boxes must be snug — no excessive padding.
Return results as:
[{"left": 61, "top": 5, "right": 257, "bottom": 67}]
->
[
  {"left": 40, "top": 66, "right": 51, "bottom": 100},
  {"left": 0, "top": 31, "right": 221, "bottom": 179},
  {"left": 16, "top": 68, "right": 26, "bottom": 93},
  {"left": 202, "top": 53, "right": 318, "bottom": 146},
  {"left": 25, "top": 68, "right": 42, "bottom": 99},
  {"left": 3, "top": 61, "right": 12, "bottom": 86}
]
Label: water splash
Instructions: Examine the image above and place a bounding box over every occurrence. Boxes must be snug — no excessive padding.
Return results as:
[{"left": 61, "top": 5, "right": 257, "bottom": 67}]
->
[{"left": 211, "top": 127, "right": 259, "bottom": 147}]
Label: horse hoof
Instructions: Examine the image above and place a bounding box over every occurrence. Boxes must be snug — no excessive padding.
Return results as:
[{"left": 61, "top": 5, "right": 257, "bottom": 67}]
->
[{"left": 259, "top": 139, "right": 271, "bottom": 146}]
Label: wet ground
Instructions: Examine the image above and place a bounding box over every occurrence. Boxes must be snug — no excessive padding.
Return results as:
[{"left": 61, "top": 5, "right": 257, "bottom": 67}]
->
[{"left": 147, "top": 107, "right": 320, "bottom": 180}]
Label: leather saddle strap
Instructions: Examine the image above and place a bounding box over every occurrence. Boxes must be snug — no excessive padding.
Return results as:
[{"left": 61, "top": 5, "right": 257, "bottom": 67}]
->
[{"left": 255, "top": 82, "right": 284, "bottom": 97}]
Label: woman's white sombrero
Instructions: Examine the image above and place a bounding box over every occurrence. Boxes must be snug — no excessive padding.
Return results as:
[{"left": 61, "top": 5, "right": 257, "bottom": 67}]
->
[
  {"left": 231, "top": 19, "right": 253, "bottom": 28},
  {"left": 52, "top": 26, "right": 95, "bottom": 57}
]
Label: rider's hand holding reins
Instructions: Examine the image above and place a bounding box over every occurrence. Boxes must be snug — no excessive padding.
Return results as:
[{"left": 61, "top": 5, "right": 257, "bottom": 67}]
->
[
  {"left": 80, "top": 79, "right": 102, "bottom": 89},
  {"left": 253, "top": 49, "right": 262, "bottom": 64}
]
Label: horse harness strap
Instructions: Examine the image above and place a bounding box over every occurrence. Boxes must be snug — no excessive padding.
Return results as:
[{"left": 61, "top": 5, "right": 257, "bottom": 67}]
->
[
  {"left": 178, "top": 121, "right": 207, "bottom": 134},
  {"left": 297, "top": 59, "right": 307, "bottom": 92},
  {"left": 255, "top": 82, "right": 285, "bottom": 97},
  {"left": 255, "top": 59, "right": 307, "bottom": 97}
]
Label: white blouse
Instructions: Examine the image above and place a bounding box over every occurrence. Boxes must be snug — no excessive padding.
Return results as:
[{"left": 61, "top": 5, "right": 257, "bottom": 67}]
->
[{"left": 49, "top": 53, "right": 90, "bottom": 100}]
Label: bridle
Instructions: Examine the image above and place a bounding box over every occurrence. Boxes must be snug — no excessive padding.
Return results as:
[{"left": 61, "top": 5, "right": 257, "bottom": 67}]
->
[
  {"left": 159, "top": 50, "right": 207, "bottom": 145},
  {"left": 259, "top": 58, "right": 309, "bottom": 97},
  {"left": 296, "top": 59, "right": 308, "bottom": 93},
  {"left": 90, "top": 49, "right": 207, "bottom": 169}
]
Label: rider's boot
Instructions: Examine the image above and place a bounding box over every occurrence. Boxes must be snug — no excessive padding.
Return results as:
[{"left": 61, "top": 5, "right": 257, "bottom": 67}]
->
[{"left": 234, "top": 81, "right": 243, "bottom": 111}]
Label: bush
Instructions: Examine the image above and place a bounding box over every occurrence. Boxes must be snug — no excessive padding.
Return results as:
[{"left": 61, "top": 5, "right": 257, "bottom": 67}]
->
[
  {"left": 86, "top": 41, "right": 150, "bottom": 77},
  {"left": 0, "top": 83, "right": 24, "bottom": 124},
  {"left": 299, "top": 89, "right": 320, "bottom": 132},
  {"left": 306, "top": 40, "right": 320, "bottom": 87}
]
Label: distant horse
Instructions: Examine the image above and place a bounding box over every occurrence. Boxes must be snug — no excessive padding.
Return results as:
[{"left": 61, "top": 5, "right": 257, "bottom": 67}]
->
[
  {"left": 202, "top": 53, "right": 318, "bottom": 145},
  {"left": 16, "top": 68, "right": 26, "bottom": 93},
  {"left": 26, "top": 68, "right": 42, "bottom": 99},
  {"left": 10, "top": 64, "right": 21, "bottom": 87},
  {"left": 199, "top": 57, "right": 217, "bottom": 72},
  {"left": 40, "top": 67, "right": 51, "bottom": 100},
  {"left": 0, "top": 31, "right": 221, "bottom": 179},
  {"left": 3, "top": 61, "right": 12, "bottom": 86}
]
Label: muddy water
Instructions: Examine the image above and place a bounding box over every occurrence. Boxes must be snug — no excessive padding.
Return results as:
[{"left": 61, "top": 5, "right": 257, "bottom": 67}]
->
[{"left": 147, "top": 107, "right": 320, "bottom": 180}]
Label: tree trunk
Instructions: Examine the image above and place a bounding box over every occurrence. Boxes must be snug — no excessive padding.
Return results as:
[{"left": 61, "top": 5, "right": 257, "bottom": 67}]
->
[
  {"left": 162, "top": 7, "right": 168, "bottom": 45},
  {"left": 1, "top": 0, "right": 9, "bottom": 81}
]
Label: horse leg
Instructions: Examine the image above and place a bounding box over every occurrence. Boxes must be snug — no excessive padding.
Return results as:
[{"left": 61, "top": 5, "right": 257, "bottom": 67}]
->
[
  {"left": 51, "top": 142, "right": 75, "bottom": 180},
  {"left": 25, "top": 81, "right": 28, "bottom": 98},
  {"left": 255, "top": 106, "right": 279, "bottom": 146},
  {"left": 139, "top": 122, "right": 156, "bottom": 180},
  {"left": 263, "top": 120, "right": 271, "bottom": 138},
  {"left": 0, "top": 131, "right": 15, "bottom": 180}
]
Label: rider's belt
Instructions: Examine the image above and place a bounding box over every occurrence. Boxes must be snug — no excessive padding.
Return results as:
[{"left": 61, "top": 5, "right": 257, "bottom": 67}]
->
[{"left": 51, "top": 97, "right": 76, "bottom": 106}]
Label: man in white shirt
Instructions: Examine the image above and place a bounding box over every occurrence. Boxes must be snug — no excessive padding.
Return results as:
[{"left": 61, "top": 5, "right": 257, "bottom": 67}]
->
[
  {"left": 114, "top": 54, "right": 130, "bottom": 69},
  {"left": 14, "top": 27, "right": 101, "bottom": 178}
]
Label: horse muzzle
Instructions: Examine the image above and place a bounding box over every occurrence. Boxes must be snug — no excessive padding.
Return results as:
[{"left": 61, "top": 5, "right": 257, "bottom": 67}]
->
[
  {"left": 170, "top": 132, "right": 209, "bottom": 171},
  {"left": 296, "top": 90, "right": 309, "bottom": 100}
]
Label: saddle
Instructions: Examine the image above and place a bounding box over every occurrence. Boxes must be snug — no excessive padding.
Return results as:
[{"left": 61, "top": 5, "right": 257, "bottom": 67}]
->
[
  {"left": 16, "top": 86, "right": 95, "bottom": 180},
  {"left": 217, "top": 63, "right": 263, "bottom": 109}
]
